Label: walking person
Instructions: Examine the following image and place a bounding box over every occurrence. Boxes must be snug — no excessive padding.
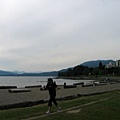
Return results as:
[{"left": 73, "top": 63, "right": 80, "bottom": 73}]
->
[{"left": 46, "top": 78, "right": 61, "bottom": 114}]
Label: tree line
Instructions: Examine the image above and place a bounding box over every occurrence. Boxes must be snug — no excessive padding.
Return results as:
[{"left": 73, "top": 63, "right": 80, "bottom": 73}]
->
[{"left": 58, "top": 62, "right": 120, "bottom": 77}]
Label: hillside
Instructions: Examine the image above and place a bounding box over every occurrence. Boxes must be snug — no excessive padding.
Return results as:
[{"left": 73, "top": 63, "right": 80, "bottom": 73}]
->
[
  {"left": 58, "top": 59, "right": 117, "bottom": 77},
  {"left": 58, "top": 59, "right": 115, "bottom": 73},
  {"left": 80, "top": 60, "right": 115, "bottom": 68}
]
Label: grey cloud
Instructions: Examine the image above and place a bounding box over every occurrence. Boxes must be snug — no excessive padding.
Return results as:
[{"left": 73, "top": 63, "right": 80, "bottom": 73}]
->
[{"left": 0, "top": 0, "right": 120, "bottom": 72}]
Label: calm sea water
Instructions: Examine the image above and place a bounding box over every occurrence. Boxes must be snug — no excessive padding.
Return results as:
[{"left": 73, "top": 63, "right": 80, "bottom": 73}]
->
[{"left": 0, "top": 76, "right": 94, "bottom": 88}]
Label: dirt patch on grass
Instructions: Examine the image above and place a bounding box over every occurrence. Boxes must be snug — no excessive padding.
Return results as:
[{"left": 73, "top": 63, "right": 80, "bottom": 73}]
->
[{"left": 67, "top": 109, "right": 81, "bottom": 114}]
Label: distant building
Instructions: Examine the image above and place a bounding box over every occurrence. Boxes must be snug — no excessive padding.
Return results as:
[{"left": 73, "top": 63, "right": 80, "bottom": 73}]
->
[
  {"left": 105, "top": 62, "right": 116, "bottom": 68},
  {"left": 116, "top": 60, "right": 120, "bottom": 67},
  {"left": 105, "top": 59, "right": 120, "bottom": 68}
]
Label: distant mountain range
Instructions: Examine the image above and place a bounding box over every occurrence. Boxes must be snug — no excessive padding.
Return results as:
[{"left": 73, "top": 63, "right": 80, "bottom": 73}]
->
[
  {"left": 0, "top": 70, "right": 58, "bottom": 76},
  {"left": 0, "top": 60, "right": 115, "bottom": 76},
  {"left": 80, "top": 60, "right": 115, "bottom": 68},
  {"left": 0, "top": 70, "right": 18, "bottom": 76}
]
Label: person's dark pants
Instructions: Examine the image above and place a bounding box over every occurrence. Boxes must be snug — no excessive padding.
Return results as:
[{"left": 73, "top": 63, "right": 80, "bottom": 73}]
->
[{"left": 48, "top": 95, "right": 58, "bottom": 107}]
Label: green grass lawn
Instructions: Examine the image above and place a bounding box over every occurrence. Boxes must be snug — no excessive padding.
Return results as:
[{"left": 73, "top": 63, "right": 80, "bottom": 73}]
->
[{"left": 0, "top": 91, "right": 120, "bottom": 120}]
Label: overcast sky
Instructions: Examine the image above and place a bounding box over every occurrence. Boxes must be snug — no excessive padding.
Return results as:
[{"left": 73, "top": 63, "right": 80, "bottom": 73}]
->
[{"left": 0, "top": 0, "right": 120, "bottom": 72}]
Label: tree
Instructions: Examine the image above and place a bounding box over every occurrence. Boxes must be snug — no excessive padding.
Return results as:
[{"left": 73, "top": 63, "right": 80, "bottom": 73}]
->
[
  {"left": 92, "top": 67, "right": 99, "bottom": 75},
  {"left": 99, "top": 61, "right": 103, "bottom": 70}
]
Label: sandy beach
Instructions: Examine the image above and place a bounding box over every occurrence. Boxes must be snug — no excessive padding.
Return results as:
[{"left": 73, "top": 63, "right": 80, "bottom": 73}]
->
[{"left": 0, "top": 82, "right": 120, "bottom": 109}]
